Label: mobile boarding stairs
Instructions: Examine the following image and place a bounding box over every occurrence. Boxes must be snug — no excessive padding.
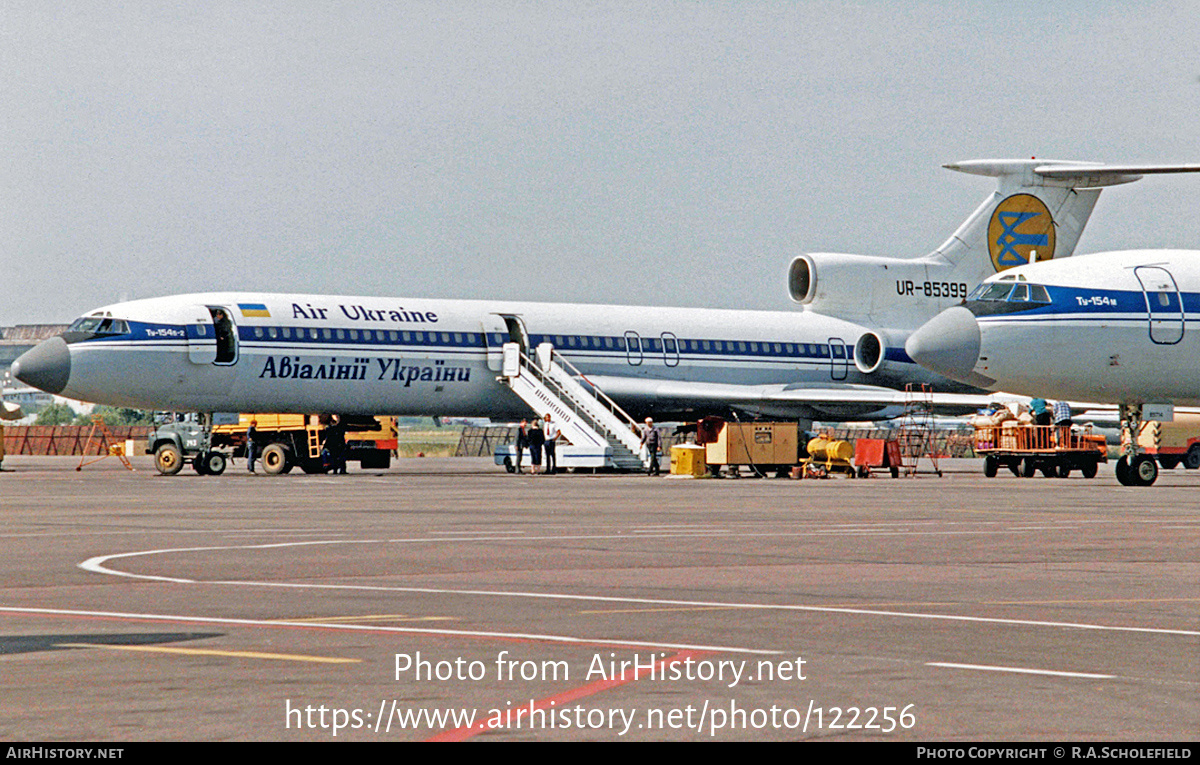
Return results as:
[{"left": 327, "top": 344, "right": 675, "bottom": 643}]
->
[{"left": 493, "top": 342, "right": 652, "bottom": 471}]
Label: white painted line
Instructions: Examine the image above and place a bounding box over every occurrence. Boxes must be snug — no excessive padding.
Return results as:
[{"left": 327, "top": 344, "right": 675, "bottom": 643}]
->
[
  {"left": 211, "top": 579, "right": 1200, "bottom": 638},
  {"left": 0, "top": 606, "right": 780, "bottom": 656},
  {"left": 928, "top": 662, "right": 1116, "bottom": 680},
  {"left": 429, "top": 531, "right": 526, "bottom": 535},
  {"left": 77, "top": 535, "right": 1200, "bottom": 640}
]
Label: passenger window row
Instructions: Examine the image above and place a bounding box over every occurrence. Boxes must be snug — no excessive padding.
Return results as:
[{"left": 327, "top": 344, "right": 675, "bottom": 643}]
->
[{"left": 241, "top": 326, "right": 841, "bottom": 358}]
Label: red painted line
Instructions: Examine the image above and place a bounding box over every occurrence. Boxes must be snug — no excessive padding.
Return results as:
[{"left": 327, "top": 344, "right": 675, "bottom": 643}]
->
[{"left": 427, "top": 649, "right": 715, "bottom": 742}]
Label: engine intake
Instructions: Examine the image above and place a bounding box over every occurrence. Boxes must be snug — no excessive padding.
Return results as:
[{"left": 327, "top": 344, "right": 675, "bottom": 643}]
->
[
  {"left": 854, "top": 331, "right": 885, "bottom": 374},
  {"left": 788, "top": 256, "right": 816, "bottom": 304}
]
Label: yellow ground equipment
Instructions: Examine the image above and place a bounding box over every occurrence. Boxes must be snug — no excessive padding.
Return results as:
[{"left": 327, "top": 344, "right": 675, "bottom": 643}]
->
[
  {"left": 76, "top": 415, "right": 135, "bottom": 472},
  {"left": 147, "top": 413, "right": 398, "bottom": 475},
  {"left": 669, "top": 444, "right": 708, "bottom": 477},
  {"left": 798, "top": 435, "right": 856, "bottom": 478},
  {"left": 211, "top": 414, "right": 398, "bottom": 475}
]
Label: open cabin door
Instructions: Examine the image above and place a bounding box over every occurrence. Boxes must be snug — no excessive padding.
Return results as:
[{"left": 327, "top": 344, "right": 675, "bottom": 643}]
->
[
  {"left": 185, "top": 306, "right": 217, "bottom": 364},
  {"left": 483, "top": 314, "right": 530, "bottom": 371},
  {"left": 183, "top": 305, "right": 239, "bottom": 365}
]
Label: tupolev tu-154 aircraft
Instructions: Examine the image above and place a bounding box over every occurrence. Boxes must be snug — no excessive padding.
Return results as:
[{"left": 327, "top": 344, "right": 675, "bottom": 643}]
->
[
  {"left": 13, "top": 159, "right": 1200, "bottom": 454},
  {"left": 906, "top": 247, "right": 1200, "bottom": 486}
]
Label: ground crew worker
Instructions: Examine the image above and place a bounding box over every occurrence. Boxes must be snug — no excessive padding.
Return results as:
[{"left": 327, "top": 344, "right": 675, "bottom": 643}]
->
[
  {"left": 543, "top": 413, "right": 560, "bottom": 474},
  {"left": 246, "top": 419, "right": 259, "bottom": 473},
  {"left": 640, "top": 417, "right": 662, "bottom": 476}
]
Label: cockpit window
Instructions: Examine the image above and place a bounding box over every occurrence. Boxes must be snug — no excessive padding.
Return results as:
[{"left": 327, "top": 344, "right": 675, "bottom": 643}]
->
[
  {"left": 69, "top": 317, "right": 104, "bottom": 333},
  {"left": 67, "top": 316, "right": 129, "bottom": 335},
  {"left": 1029, "top": 285, "right": 1051, "bottom": 303},
  {"left": 973, "top": 283, "right": 1015, "bottom": 301}
]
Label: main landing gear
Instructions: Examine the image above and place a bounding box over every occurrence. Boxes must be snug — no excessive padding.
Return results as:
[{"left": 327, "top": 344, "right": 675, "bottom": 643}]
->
[{"left": 1115, "top": 403, "right": 1158, "bottom": 486}]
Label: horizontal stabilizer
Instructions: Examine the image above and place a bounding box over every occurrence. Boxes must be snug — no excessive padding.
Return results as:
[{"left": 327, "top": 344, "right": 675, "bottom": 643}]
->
[{"left": 945, "top": 159, "right": 1200, "bottom": 188}]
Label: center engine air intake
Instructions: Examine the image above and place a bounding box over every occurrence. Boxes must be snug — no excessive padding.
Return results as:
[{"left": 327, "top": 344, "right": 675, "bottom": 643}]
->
[
  {"left": 788, "top": 256, "right": 816, "bottom": 304},
  {"left": 854, "top": 331, "right": 885, "bottom": 374}
]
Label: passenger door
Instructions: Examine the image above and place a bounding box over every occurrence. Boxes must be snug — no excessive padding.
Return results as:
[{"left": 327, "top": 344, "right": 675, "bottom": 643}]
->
[
  {"left": 1134, "top": 266, "right": 1185, "bottom": 345},
  {"left": 625, "top": 331, "right": 643, "bottom": 366},
  {"left": 828, "top": 336, "right": 849, "bottom": 380},
  {"left": 186, "top": 306, "right": 217, "bottom": 365}
]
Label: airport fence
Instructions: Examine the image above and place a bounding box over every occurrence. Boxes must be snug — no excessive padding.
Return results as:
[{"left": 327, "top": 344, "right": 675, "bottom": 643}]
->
[
  {"left": 454, "top": 425, "right": 976, "bottom": 460},
  {"left": 822, "top": 427, "right": 976, "bottom": 459},
  {"left": 1, "top": 425, "right": 153, "bottom": 456},
  {"left": 456, "top": 424, "right": 699, "bottom": 458},
  {"left": 455, "top": 426, "right": 518, "bottom": 457}
]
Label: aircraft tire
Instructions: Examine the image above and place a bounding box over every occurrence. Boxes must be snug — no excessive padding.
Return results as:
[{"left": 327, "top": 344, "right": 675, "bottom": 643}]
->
[
  {"left": 1115, "top": 456, "right": 1131, "bottom": 485},
  {"left": 1131, "top": 454, "right": 1159, "bottom": 486},
  {"left": 155, "top": 444, "right": 185, "bottom": 476},
  {"left": 261, "top": 443, "right": 290, "bottom": 476}
]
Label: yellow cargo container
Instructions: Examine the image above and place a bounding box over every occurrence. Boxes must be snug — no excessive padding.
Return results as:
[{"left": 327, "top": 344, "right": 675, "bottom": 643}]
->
[{"left": 670, "top": 444, "right": 708, "bottom": 476}]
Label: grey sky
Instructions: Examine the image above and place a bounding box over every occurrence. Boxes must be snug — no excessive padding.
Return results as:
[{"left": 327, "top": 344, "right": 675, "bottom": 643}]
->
[{"left": 4, "top": 1, "right": 1200, "bottom": 325}]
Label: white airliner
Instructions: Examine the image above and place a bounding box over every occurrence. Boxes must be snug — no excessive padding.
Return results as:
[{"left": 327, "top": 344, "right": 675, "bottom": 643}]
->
[
  {"left": 12, "top": 159, "right": 1200, "bottom": 456},
  {"left": 906, "top": 248, "right": 1200, "bottom": 486}
]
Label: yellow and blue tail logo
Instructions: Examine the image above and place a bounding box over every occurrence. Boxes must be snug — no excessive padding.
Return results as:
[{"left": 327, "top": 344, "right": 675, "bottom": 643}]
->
[
  {"left": 238, "top": 303, "right": 271, "bottom": 318},
  {"left": 988, "top": 194, "right": 1056, "bottom": 271}
]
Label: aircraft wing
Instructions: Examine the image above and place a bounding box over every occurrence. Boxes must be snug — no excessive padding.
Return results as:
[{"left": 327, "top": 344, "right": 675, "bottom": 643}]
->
[{"left": 584, "top": 375, "right": 1009, "bottom": 421}]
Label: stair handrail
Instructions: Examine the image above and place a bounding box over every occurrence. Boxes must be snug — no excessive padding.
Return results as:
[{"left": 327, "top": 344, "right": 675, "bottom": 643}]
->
[{"left": 544, "top": 346, "right": 642, "bottom": 434}]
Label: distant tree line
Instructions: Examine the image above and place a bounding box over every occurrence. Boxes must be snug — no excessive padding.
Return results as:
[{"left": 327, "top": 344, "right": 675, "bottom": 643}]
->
[{"left": 34, "top": 403, "right": 154, "bottom": 427}]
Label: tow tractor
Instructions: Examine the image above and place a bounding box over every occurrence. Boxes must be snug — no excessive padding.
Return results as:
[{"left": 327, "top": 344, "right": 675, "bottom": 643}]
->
[{"left": 972, "top": 422, "right": 1107, "bottom": 478}]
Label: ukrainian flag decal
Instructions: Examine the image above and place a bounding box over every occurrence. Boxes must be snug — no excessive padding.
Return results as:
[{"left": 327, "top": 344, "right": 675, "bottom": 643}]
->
[{"left": 238, "top": 303, "right": 271, "bottom": 318}]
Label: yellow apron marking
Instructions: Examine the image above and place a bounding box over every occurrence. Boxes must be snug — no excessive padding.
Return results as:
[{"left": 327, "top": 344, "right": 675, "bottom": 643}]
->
[{"left": 56, "top": 643, "right": 360, "bottom": 664}]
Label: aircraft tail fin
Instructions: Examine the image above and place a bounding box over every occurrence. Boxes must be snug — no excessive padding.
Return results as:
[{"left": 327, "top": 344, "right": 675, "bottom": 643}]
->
[{"left": 929, "top": 159, "right": 1200, "bottom": 274}]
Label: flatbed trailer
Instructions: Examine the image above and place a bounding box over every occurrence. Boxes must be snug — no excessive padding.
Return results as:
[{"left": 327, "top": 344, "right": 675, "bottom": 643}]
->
[{"left": 973, "top": 423, "right": 1107, "bottom": 478}]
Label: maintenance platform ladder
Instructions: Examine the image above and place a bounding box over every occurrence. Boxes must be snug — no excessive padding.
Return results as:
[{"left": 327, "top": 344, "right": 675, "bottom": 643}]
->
[
  {"left": 497, "top": 342, "right": 649, "bottom": 470},
  {"left": 896, "top": 383, "right": 942, "bottom": 477}
]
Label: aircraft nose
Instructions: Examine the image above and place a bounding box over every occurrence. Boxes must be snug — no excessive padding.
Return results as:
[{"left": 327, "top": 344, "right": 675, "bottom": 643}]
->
[
  {"left": 905, "top": 306, "right": 982, "bottom": 383},
  {"left": 11, "top": 337, "right": 72, "bottom": 395}
]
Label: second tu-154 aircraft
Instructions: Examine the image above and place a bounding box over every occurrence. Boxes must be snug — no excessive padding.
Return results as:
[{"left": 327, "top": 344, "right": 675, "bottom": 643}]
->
[
  {"left": 907, "top": 248, "right": 1200, "bottom": 487},
  {"left": 12, "top": 158, "right": 1200, "bottom": 470}
]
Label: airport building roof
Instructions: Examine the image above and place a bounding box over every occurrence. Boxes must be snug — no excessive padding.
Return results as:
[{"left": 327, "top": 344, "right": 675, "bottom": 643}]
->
[{"left": 1, "top": 324, "right": 69, "bottom": 369}]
